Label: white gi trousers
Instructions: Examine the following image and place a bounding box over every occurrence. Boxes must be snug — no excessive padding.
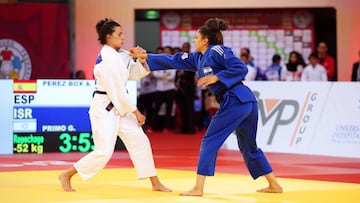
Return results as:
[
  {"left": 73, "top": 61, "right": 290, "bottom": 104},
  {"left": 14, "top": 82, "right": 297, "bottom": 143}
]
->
[{"left": 74, "top": 93, "right": 157, "bottom": 180}]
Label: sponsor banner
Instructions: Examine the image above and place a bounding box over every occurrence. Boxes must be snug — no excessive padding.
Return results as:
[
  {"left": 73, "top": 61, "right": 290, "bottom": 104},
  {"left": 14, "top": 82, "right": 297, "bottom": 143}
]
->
[
  {"left": 222, "top": 81, "right": 360, "bottom": 158},
  {"left": 223, "top": 82, "right": 332, "bottom": 154},
  {"left": 310, "top": 82, "right": 360, "bottom": 157}
]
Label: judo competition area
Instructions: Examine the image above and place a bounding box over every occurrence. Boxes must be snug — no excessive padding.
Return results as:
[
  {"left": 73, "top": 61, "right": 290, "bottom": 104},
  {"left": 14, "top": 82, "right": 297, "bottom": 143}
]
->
[
  {"left": 1, "top": 80, "right": 360, "bottom": 202},
  {"left": 1, "top": 131, "right": 360, "bottom": 203}
]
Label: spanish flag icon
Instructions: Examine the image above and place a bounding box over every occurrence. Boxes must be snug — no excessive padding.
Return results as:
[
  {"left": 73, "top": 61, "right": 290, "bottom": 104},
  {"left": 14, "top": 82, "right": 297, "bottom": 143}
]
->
[{"left": 13, "top": 80, "right": 37, "bottom": 94}]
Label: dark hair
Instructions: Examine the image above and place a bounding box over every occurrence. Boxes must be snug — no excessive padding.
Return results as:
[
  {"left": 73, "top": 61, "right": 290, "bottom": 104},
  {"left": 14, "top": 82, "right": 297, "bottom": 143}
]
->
[
  {"left": 286, "top": 51, "right": 306, "bottom": 72},
  {"left": 288, "top": 51, "right": 306, "bottom": 66},
  {"left": 308, "top": 52, "right": 319, "bottom": 60},
  {"left": 95, "top": 18, "right": 121, "bottom": 45},
  {"left": 241, "top": 47, "right": 251, "bottom": 55},
  {"left": 272, "top": 54, "right": 281, "bottom": 63},
  {"left": 198, "top": 18, "right": 228, "bottom": 45}
]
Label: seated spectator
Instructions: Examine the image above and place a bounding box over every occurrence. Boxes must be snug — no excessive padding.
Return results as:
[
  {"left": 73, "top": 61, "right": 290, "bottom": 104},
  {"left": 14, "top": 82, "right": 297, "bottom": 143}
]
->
[
  {"left": 301, "top": 53, "right": 328, "bottom": 81},
  {"left": 264, "top": 54, "right": 282, "bottom": 81},
  {"left": 281, "top": 51, "right": 306, "bottom": 81},
  {"left": 351, "top": 49, "right": 360, "bottom": 81}
]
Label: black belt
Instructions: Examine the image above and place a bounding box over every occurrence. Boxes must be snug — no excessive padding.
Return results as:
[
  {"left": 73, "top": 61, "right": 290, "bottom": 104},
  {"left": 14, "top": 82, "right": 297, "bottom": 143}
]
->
[
  {"left": 93, "top": 90, "right": 107, "bottom": 95},
  {"left": 93, "top": 91, "right": 114, "bottom": 111},
  {"left": 215, "top": 81, "right": 243, "bottom": 103}
]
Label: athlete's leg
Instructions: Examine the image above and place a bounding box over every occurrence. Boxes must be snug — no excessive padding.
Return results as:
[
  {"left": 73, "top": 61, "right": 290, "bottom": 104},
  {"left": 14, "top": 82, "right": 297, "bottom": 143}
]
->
[
  {"left": 182, "top": 95, "right": 253, "bottom": 196},
  {"left": 118, "top": 113, "right": 171, "bottom": 192},
  {"left": 236, "top": 103, "right": 282, "bottom": 193},
  {"left": 59, "top": 110, "right": 119, "bottom": 191}
]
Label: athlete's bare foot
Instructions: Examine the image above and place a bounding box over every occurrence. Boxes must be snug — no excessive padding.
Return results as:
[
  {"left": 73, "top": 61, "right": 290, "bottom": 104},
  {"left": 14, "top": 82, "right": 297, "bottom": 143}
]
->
[
  {"left": 256, "top": 185, "right": 283, "bottom": 193},
  {"left": 152, "top": 183, "right": 172, "bottom": 192},
  {"left": 179, "top": 188, "right": 203, "bottom": 196},
  {"left": 59, "top": 172, "right": 76, "bottom": 192}
]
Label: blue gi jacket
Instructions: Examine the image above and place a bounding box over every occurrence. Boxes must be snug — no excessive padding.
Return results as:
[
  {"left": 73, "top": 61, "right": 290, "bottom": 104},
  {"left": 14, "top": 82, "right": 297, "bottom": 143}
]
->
[{"left": 147, "top": 45, "right": 257, "bottom": 103}]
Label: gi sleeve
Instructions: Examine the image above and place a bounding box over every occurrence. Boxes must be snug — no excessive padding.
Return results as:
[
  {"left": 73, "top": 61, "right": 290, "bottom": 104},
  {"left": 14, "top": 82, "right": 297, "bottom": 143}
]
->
[
  {"left": 128, "top": 59, "right": 150, "bottom": 80},
  {"left": 213, "top": 46, "right": 248, "bottom": 89},
  {"left": 147, "top": 52, "right": 197, "bottom": 72}
]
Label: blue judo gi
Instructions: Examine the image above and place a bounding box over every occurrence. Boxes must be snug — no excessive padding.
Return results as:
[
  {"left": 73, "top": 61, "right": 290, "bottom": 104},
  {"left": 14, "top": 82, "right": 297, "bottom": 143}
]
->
[{"left": 147, "top": 45, "right": 272, "bottom": 179}]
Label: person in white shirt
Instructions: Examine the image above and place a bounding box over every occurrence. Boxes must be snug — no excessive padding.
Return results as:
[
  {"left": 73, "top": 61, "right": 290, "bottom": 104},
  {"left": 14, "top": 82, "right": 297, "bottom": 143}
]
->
[
  {"left": 301, "top": 53, "right": 328, "bottom": 81},
  {"left": 58, "top": 18, "right": 171, "bottom": 192}
]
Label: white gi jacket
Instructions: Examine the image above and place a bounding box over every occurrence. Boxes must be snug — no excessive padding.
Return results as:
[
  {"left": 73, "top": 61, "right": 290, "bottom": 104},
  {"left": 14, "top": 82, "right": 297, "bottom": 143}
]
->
[{"left": 93, "top": 45, "right": 149, "bottom": 116}]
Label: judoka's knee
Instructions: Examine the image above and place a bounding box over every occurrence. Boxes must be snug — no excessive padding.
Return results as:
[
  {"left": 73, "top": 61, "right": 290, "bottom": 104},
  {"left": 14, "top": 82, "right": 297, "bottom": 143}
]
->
[{"left": 93, "top": 148, "right": 113, "bottom": 160}]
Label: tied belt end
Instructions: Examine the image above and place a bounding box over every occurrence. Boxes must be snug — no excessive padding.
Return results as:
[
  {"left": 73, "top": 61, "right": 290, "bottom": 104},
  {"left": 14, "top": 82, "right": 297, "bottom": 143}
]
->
[{"left": 93, "top": 90, "right": 114, "bottom": 111}]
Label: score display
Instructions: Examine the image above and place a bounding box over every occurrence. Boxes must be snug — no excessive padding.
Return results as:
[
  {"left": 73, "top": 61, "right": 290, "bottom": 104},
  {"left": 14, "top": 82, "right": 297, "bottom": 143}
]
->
[
  {"left": 13, "top": 132, "right": 125, "bottom": 153},
  {"left": 10, "top": 79, "right": 136, "bottom": 154}
]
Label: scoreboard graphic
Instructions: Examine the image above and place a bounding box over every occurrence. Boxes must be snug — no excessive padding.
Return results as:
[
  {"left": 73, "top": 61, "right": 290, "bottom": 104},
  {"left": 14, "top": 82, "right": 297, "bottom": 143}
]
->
[{"left": 0, "top": 79, "right": 137, "bottom": 154}]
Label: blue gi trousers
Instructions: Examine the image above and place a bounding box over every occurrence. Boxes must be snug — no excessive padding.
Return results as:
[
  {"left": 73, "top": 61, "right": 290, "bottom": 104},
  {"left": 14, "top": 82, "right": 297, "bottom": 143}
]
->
[{"left": 197, "top": 93, "right": 272, "bottom": 179}]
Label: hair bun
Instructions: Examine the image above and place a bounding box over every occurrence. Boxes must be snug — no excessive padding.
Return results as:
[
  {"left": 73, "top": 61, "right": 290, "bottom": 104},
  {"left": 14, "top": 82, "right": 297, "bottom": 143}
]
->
[
  {"left": 206, "top": 18, "right": 228, "bottom": 32},
  {"left": 96, "top": 18, "right": 111, "bottom": 35}
]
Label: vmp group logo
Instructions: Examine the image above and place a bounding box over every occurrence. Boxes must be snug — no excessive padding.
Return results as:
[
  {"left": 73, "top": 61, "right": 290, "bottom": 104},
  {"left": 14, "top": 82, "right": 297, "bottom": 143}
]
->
[
  {"left": 0, "top": 39, "right": 32, "bottom": 79},
  {"left": 254, "top": 90, "right": 319, "bottom": 146}
]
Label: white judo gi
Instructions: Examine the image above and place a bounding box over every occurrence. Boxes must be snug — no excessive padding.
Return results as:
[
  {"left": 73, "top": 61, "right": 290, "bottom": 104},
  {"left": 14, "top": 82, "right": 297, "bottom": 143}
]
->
[{"left": 74, "top": 44, "right": 155, "bottom": 180}]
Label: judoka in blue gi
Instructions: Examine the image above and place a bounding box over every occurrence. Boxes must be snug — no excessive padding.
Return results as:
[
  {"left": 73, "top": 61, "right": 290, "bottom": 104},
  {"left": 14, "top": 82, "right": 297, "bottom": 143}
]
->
[{"left": 130, "top": 18, "right": 283, "bottom": 196}]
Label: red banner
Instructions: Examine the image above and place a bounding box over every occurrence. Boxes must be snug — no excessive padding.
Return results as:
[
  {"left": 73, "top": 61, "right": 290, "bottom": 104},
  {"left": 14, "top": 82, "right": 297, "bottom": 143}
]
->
[{"left": 0, "top": 3, "right": 70, "bottom": 80}]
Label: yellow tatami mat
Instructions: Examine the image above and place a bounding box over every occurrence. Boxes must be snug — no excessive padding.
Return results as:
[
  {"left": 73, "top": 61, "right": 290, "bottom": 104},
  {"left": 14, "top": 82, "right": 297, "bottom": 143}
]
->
[{"left": 0, "top": 168, "right": 359, "bottom": 203}]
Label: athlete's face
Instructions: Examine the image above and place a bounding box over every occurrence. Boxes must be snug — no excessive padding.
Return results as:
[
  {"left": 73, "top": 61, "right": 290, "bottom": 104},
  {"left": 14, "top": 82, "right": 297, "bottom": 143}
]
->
[
  {"left": 193, "top": 31, "right": 208, "bottom": 54},
  {"left": 107, "top": 26, "right": 124, "bottom": 50}
]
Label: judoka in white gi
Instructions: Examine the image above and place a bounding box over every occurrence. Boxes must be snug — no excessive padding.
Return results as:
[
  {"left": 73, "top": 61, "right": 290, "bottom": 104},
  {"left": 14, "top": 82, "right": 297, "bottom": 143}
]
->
[{"left": 59, "top": 18, "right": 171, "bottom": 193}]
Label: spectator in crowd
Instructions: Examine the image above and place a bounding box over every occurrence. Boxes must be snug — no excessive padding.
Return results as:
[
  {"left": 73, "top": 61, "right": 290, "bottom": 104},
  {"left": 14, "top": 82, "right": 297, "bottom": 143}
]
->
[
  {"left": 240, "top": 53, "right": 257, "bottom": 81},
  {"left": 173, "top": 47, "right": 181, "bottom": 53},
  {"left": 301, "top": 53, "right": 328, "bottom": 81},
  {"left": 240, "top": 47, "right": 255, "bottom": 67},
  {"left": 137, "top": 73, "right": 157, "bottom": 133},
  {"left": 281, "top": 51, "right": 306, "bottom": 81},
  {"left": 351, "top": 49, "right": 360, "bottom": 81},
  {"left": 151, "top": 46, "right": 177, "bottom": 132},
  {"left": 75, "top": 70, "right": 86, "bottom": 79},
  {"left": 155, "top": 46, "right": 164, "bottom": 54},
  {"left": 317, "top": 41, "right": 335, "bottom": 80},
  {"left": 264, "top": 54, "right": 282, "bottom": 81},
  {"left": 175, "top": 42, "right": 196, "bottom": 134},
  {"left": 137, "top": 46, "right": 165, "bottom": 133}
]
